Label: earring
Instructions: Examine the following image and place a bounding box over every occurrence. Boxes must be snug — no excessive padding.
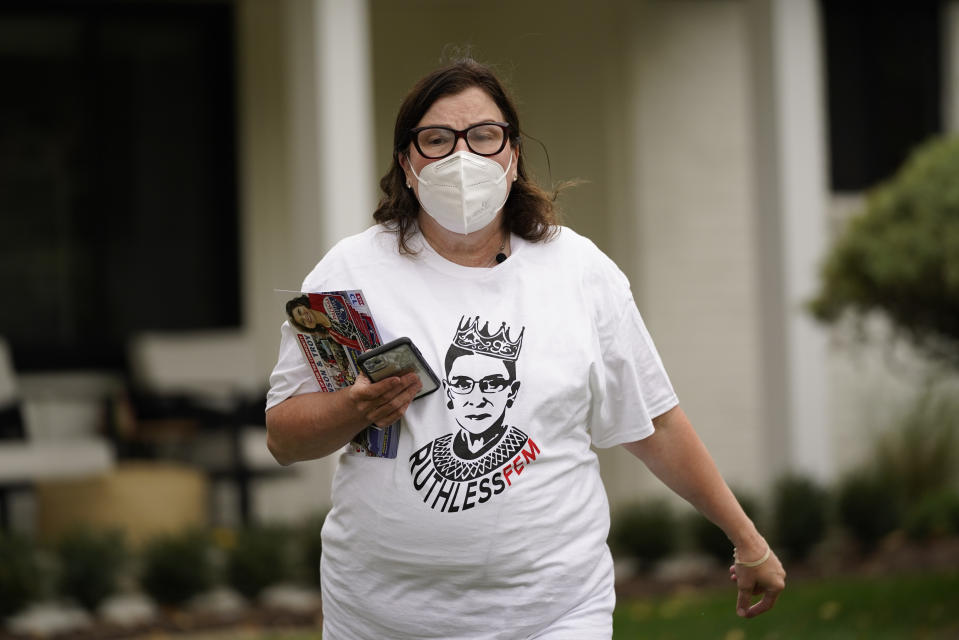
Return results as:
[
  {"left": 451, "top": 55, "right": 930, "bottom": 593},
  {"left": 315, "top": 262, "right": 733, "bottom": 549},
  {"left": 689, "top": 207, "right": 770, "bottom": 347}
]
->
[
  {"left": 506, "top": 399, "right": 514, "bottom": 408},
  {"left": 447, "top": 400, "right": 454, "bottom": 409}
]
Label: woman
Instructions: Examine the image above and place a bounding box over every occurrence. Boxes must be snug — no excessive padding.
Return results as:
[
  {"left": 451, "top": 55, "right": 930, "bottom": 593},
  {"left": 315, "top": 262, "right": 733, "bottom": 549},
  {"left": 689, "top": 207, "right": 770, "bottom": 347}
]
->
[{"left": 266, "top": 59, "right": 785, "bottom": 639}]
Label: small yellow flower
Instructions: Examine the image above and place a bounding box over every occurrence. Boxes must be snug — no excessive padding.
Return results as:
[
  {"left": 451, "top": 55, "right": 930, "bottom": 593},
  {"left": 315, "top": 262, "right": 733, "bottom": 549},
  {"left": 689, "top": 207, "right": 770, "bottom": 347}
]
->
[
  {"left": 658, "top": 595, "right": 688, "bottom": 619},
  {"left": 628, "top": 601, "right": 654, "bottom": 620},
  {"left": 819, "top": 600, "right": 842, "bottom": 620}
]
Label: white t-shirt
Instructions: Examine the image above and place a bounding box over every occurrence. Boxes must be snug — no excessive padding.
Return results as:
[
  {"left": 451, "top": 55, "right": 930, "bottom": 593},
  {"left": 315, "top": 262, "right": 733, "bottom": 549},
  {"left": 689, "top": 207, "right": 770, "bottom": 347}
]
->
[{"left": 267, "top": 225, "right": 678, "bottom": 639}]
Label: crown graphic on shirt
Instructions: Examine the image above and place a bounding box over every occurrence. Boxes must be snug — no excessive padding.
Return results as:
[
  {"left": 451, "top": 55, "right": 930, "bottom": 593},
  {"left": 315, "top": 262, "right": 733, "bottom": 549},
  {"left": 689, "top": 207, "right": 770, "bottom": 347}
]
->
[{"left": 453, "top": 315, "right": 525, "bottom": 361}]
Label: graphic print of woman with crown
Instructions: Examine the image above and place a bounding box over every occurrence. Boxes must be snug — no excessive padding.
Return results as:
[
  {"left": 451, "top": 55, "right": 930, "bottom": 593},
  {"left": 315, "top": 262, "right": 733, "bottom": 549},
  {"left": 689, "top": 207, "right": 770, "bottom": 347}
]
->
[{"left": 409, "top": 315, "right": 541, "bottom": 512}]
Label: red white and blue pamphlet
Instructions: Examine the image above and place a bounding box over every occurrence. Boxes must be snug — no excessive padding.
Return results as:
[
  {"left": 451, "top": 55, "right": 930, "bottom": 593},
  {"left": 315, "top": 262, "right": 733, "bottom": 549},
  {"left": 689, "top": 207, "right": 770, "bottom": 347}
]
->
[{"left": 283, "top": 289, "right": 399, "bottom": 458}]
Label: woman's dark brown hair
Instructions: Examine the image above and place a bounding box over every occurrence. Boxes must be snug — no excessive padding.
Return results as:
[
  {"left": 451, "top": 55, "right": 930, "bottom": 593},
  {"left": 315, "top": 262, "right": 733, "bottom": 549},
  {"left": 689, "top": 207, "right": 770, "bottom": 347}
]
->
[{"left": 373, "top": 59, "right": 561, "bottom": 253}]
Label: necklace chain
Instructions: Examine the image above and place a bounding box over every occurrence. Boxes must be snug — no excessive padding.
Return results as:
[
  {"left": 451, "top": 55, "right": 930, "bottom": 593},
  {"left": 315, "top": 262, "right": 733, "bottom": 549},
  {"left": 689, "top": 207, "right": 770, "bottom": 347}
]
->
[{"left": 489, "top": 236, "right": 508, "bottom": 267}]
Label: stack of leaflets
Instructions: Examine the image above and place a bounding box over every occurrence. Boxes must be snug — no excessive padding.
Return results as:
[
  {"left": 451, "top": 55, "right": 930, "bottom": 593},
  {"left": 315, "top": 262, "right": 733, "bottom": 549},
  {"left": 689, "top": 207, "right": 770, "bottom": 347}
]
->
[{"left": 283, "top": 289, "right": 399, "bottom": 458}]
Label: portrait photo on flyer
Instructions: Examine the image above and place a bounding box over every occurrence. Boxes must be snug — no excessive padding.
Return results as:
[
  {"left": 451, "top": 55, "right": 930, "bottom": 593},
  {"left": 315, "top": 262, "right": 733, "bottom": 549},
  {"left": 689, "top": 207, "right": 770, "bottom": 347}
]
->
[{"left": 282, "top": 289, "right": 399, "bottom": 458}]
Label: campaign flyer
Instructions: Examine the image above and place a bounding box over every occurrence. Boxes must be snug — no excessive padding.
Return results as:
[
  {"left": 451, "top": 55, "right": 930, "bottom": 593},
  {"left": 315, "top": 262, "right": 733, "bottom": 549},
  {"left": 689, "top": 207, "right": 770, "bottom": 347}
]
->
[{"left": 284, "top": 289, "right": 399, "bottom": 458}]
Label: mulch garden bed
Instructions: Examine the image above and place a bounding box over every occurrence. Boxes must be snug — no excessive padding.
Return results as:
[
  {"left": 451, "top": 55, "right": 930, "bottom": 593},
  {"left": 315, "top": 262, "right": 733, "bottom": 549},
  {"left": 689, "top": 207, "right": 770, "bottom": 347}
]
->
[{"left": 4, "top": 536, "right": 958, "bottom": 639}]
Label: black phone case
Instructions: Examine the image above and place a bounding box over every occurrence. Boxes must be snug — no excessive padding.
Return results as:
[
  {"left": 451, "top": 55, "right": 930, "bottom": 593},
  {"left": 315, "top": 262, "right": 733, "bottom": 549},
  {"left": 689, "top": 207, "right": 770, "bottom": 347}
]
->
[{"left": 357, "top": 337, "right": 440, "bottom": 400}]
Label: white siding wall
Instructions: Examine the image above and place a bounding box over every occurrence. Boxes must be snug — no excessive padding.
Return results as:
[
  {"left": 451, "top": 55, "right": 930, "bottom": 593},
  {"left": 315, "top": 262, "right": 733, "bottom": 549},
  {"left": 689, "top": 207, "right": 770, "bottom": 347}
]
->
[{"left": 607, "top": 0, "right": 767, "bottom": 507}]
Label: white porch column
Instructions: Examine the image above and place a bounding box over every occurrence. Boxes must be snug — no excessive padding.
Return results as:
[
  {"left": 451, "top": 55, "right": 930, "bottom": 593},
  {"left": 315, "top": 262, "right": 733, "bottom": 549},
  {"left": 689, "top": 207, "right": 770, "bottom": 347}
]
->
[
  {"left": 241, "top": 0, "right": 373, "bottom": 522},
  {"left": 285, "top": 0, "right": 373, "bottom": 273},
  {"left": 315, "top": 0, "right": 375, "bottom": 248},
  {"left": 766, "top": 0, "right": 832, "bottom": 481}
]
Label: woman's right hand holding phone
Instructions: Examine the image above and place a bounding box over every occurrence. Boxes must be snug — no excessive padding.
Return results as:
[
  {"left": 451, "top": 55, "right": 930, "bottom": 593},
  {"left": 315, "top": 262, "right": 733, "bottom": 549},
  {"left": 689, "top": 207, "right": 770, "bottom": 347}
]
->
[{"left": 349, "top": 371, "right": 423, "bottom": 428}]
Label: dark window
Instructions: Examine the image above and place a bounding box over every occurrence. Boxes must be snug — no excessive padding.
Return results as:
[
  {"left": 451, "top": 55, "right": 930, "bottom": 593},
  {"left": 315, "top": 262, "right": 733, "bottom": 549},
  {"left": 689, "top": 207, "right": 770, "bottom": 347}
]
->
[
  {"left": 0, "top": 1, "right": 239, "bottom": 370},
  {"left": 821, "top": 0, "right": 943, "bottom": 192}
]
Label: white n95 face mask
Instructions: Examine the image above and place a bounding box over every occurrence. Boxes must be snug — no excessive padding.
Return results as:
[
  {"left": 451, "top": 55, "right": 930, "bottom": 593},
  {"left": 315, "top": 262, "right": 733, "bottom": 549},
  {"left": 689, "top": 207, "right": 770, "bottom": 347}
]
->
[{"left": 409, "top": 150, "right": 513, "bottom": 235}]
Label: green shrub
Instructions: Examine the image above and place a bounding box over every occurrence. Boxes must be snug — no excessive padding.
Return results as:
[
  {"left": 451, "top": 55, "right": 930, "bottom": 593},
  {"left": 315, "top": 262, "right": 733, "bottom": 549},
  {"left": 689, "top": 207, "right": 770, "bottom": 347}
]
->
[
  {"left": 226, "top": 524, "right": 296, "bottom": 599},
  {"left": 836, "top": 470, "right": 901, "bottom": 551},
  {"left": 56, "top": 528, "right": 127, "bottom": 611},
  {"left": 299, "top": 511, "right": 326, "bottom": 589},
  {"left": 874, "top": 390, "right": 959, "bottom": 504},
  {"left": 140, "top": 529, "right": 216, "bottom": 606},
  {"left": 0, "top": 532, "right": 41, "bottom": 619},
  {"left": 809, "top": 135, "right": 959, "bottom": 366},
  {"left": 831, "top": 386, "right": 959, "bottom": 550},
  {"left": 609, "top": 500, "right": 678, "bottom": 569},
  {"left": 688, "top": 491, "right": 760, "bottom": 565},
  {"left": 771, "top": 474, "right": 829, "bottom": 562},
  {"left": 903, "top": 488, "right": 959, "bottom": 540}
]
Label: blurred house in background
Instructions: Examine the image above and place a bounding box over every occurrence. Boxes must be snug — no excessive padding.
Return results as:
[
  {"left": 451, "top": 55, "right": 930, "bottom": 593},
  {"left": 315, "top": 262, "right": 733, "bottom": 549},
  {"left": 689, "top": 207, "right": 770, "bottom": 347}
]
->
[{"left": 1, "top": 0, "right": 957, "bottom": 532}]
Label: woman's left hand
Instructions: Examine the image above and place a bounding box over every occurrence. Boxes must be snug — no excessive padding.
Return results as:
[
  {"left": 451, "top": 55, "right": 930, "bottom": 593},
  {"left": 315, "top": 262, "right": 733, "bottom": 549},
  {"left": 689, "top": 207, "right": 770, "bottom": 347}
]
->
[{"left": 728, "top": 549, "right": 786, "bottom": 618}]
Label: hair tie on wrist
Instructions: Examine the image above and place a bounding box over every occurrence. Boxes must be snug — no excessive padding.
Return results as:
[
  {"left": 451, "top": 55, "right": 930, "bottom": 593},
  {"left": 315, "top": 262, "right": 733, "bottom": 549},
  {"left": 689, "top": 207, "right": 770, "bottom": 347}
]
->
[{"left": 734, "top": 546, "right": 771, "bottom": 568}]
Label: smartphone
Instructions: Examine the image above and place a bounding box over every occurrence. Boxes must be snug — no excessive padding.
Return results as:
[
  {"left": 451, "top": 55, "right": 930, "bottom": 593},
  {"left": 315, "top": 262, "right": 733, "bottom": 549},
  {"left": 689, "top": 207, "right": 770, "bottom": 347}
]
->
[{"left": 357, "top": 337, "right": 440, "bottom": 400}]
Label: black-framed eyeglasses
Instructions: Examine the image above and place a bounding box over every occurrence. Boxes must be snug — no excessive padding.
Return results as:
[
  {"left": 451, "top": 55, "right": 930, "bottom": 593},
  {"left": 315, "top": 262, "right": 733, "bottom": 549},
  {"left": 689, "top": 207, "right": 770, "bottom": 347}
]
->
[
  {"left": 445, "top": 374, "right": 512, "bottom": 395},
  {"left": 409, "top": 122, "right": 510, "bottom": 159}
]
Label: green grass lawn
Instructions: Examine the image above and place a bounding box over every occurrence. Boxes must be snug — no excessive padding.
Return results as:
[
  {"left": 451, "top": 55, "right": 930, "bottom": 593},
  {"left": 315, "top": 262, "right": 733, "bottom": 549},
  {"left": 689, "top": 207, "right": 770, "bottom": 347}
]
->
[
  {"left": 190, "top": 570, "right": 959, "bottom": 639},
  {"left": 613, "top": 570, "right": 959, "bottom": 639}
]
